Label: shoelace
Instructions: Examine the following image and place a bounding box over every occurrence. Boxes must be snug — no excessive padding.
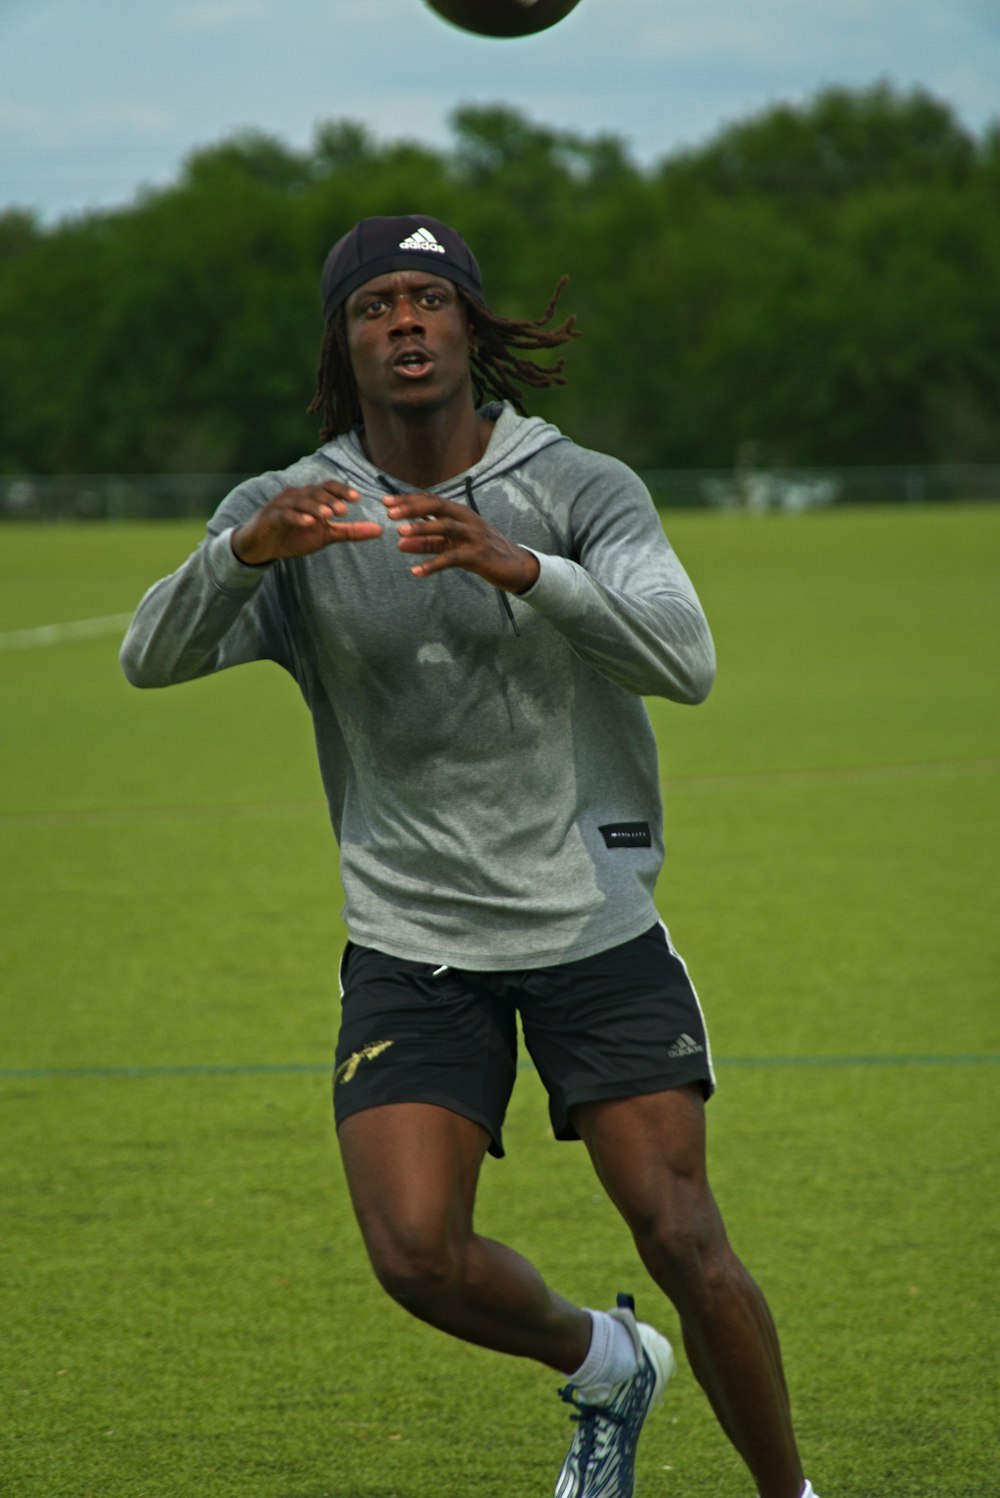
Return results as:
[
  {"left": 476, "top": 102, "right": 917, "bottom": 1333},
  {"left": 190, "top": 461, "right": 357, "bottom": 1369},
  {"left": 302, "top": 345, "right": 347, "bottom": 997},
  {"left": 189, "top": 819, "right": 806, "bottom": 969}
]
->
[
  {"left": 558, "top": 1386, "right": 627, "bottom": 1423},
  {"left": 558, "top": 1384, "right": 625, "bottom": 1473}
]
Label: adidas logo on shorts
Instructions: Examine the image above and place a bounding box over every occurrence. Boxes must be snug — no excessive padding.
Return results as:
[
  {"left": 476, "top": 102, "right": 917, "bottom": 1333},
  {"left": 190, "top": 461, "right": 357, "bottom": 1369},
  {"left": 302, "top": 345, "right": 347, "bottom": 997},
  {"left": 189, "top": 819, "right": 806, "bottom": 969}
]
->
[
  {"left": 398, "top": 227, "right": 446, "bottom": 253},
  {"left": 667, "top": 1033, "right": 704, "bottom": 1059}
]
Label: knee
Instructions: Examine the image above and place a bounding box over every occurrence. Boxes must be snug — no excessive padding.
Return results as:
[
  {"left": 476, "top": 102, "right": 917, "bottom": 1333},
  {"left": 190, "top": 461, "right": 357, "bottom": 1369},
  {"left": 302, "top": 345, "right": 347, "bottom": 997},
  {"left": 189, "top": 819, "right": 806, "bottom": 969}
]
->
[
  {"left": 366, "top": 1225, "right": 465, "bottom": 1312},
  {"left": 630, "top": 1199, "right": 735, "bottom": 1308}
]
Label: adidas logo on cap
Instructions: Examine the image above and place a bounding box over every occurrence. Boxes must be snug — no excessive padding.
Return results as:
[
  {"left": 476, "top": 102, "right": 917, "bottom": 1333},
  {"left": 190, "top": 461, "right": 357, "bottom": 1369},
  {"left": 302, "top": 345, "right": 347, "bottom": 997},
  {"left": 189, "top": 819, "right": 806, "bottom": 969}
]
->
[
  {"left": 320, "top": 215, "right": 483, "bottom": 320},
  {"left": 398, "top": 227, "right": 447, "bottom": 253}
]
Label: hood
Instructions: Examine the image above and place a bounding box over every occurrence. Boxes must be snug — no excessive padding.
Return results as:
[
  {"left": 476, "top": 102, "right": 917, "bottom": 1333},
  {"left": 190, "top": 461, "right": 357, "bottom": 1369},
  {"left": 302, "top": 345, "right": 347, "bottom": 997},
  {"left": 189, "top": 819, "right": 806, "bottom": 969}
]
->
[{"left": 317, "top": 401, "right": 568, "bottom": 497}]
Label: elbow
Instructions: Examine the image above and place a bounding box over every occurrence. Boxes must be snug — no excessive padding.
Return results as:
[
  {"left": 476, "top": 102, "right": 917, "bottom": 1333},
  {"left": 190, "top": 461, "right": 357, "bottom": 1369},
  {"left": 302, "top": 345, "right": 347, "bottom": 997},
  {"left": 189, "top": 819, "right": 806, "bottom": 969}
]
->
[
  {"left": 120, "top": 655, "right": 155, "bottom": 689},
  {"left": 675, "top": 638, "right": 717, "bottom": 705},
  {"left": 682, "top": 676, "right": 713, "bottom": 707},
  {"left": 645, "top": 654, "right": 714, "bottom": 705},
  {"left": 120, "top": 639, "right": 144, "bottom": 687},
  {"left": 661, "top": 604, "right": 716, "bottom": 705},
  {"left": 676, "top": 668, "right": 714, "bottom": 706},
  {"left": 689, "top": 653, "right": 717, "bottom": 704},
  {"left": 639, "top": 642, "right": 715, "bottom": 705},
  {"left": 120, "top": 638, "right": 170, "bottom": 689}
]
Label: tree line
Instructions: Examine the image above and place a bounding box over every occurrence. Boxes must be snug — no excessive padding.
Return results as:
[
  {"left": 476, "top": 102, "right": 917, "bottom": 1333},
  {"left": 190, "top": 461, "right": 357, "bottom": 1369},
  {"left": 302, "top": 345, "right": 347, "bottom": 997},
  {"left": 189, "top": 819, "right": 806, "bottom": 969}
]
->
[{"left": 1, "top": 83, "right": 998, "bottom": 476}]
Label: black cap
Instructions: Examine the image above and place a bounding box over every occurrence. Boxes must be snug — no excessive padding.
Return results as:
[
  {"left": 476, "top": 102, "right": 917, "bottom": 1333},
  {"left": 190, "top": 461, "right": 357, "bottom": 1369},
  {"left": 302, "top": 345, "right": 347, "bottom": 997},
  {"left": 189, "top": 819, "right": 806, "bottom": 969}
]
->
[{"left": 320, "top": 214, "right": 484, "bottom": 323}]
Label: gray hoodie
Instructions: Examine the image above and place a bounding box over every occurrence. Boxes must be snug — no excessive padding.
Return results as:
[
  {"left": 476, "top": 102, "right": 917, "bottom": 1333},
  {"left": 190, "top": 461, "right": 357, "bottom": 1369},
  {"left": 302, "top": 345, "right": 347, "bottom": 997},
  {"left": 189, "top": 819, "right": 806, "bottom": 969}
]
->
[{"left": 121, "top": 402, "right": 715, "bottom": 970}]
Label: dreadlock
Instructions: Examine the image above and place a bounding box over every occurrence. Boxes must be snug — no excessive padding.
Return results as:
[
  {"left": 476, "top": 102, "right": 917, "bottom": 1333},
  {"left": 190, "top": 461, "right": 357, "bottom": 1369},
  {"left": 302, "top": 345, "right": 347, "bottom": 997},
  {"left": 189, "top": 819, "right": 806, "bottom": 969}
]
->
[{"left": 307, "top": 277, "right": 580, "bottom": 442}]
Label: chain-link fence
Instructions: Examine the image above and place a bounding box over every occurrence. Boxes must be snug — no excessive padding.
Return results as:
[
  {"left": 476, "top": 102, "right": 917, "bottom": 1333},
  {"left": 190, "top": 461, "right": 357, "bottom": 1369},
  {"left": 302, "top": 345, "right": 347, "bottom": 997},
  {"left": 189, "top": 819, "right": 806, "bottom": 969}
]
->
[
  {"left": 641, "top": 463, "right": 1000, "bottom": 511},
  {"left": 0, "top": 474, "right": 251, "bottom": 523},
  {"left": 2, "top": 465, "right": 999, "bottom": 521}
]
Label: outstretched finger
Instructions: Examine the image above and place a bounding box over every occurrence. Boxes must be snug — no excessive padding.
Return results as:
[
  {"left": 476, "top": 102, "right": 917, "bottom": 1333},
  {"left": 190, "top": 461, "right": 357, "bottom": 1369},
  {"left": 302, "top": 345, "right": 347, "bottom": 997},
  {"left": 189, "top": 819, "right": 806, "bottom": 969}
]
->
[
  {"left": 395, "top": 514, "right": 471, "bottom": 547},
  {"left": 301, "top": 494, "right": 357, "bottom": 523},
  {"left": 396, "top": 530, "right": 452, "bottom": 556},
  {"left": 382, "top": 493, "right": 463, "bottom": 523},
  {"left": 325, "top": 520, "right": 384, "bottom": 543},
  {"left": 404, "top": 528, "right": 472, "bottom": 575},
  {"left": 315, "top": 482, "right": 366, "bottom": 518},
  {"left": 408, "top": 551, "right": 455, "bottom": 578}
]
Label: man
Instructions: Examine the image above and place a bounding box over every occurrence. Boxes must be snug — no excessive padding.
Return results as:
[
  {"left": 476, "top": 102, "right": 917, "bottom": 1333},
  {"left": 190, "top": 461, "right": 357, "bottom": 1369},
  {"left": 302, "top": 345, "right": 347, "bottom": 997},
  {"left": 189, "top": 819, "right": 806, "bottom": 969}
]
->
[{"left": 121, "top": 214, "right": 818, "bottom": 1498}]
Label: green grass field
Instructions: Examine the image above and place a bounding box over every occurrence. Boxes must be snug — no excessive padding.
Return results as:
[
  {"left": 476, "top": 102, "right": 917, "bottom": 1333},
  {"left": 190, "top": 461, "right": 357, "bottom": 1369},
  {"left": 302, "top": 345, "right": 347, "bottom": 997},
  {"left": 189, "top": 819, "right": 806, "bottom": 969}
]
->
[{"left": 2, "top": 507, "right": 998, "bottom": 1498}]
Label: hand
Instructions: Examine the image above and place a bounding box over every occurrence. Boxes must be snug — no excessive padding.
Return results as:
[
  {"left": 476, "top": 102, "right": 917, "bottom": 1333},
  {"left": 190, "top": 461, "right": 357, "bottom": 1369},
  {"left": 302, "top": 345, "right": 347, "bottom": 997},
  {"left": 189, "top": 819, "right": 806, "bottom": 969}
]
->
[
  {"left": 383, "top": 493, "right": 540, "bottom": 594},
  {"left": 231, "top": 483, "right": 383, "bottom": 564}
]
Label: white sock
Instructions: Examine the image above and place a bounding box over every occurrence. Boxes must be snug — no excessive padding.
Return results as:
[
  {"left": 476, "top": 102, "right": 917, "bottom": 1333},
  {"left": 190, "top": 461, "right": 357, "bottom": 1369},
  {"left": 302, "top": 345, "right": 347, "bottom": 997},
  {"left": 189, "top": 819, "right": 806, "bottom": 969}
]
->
[{"left": 567, "top": 1309, "right": 638, "bottom": 1402}]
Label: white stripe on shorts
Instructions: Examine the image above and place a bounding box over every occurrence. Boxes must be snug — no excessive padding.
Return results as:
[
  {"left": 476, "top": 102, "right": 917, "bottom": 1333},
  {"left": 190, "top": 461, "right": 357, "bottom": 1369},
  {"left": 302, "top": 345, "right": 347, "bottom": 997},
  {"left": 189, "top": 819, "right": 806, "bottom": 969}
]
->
[{"left": 657, "top": 918, "right": 717, "bottom": 1093}]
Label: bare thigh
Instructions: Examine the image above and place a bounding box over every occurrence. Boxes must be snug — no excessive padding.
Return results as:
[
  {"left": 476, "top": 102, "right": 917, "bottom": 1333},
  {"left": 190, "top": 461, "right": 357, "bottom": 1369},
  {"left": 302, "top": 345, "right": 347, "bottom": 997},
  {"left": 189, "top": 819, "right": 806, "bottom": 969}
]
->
[
  {"left": 337, "top": 1102, "right": 491, "bottom": 1286},
  {"left": 573, "top": 1085, "right": 732, "bottom": 1278},
  {"left": 338, "top": 1101, "right": 591, "bottom": 1369}
]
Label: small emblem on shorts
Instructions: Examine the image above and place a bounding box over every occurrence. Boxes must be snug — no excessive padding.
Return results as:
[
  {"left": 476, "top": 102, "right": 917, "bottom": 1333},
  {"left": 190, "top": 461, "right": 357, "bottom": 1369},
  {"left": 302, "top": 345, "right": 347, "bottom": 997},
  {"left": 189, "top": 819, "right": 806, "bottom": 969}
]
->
[
  {"left": 335, "top": 1040, "right": 394, "bottom": 1086},
  {"left": 667, "top": 1032, "right": 704, "bottom": 1059}
]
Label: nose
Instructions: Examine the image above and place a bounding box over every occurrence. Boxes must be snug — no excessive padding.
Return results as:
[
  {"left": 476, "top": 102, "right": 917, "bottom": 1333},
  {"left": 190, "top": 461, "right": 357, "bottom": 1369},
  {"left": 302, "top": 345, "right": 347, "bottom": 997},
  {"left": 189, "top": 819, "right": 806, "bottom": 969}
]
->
[{"left": 388, "top": 296, "right": 425, "bottom": 337}]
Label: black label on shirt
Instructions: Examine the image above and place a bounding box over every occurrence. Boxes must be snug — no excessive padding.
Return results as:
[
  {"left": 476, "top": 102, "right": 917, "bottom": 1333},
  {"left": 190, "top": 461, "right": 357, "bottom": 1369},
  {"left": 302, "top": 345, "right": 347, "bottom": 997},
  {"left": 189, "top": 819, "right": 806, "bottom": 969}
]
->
[{"left": 598, "top": 822, "right": 652, "bottom": 850}]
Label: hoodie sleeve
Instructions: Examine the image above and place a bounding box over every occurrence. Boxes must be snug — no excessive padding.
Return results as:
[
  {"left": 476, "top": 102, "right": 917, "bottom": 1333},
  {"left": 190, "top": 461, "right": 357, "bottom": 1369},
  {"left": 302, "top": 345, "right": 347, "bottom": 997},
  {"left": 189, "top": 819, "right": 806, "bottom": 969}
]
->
[
  {"left": 120, "top": 474, "right": 291, "bottom": 688},
  {"left": 517, "top": 455, "right": 716, "bottom": 704}
]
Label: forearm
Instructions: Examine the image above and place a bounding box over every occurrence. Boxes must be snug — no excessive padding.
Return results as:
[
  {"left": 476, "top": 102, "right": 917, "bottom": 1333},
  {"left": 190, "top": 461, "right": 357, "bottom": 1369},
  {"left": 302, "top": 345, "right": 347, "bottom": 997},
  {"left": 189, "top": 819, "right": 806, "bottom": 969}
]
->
[{"left": 520, "top": 552, "right": 716, "bottom": 703}]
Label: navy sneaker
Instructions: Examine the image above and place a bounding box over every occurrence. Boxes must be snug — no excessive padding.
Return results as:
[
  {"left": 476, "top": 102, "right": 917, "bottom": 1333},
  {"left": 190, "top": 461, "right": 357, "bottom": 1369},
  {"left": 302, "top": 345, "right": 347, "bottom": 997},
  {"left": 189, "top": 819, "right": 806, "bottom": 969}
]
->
[{"left": 554, "top": 1293, "right": 675, "bottom": 1498}]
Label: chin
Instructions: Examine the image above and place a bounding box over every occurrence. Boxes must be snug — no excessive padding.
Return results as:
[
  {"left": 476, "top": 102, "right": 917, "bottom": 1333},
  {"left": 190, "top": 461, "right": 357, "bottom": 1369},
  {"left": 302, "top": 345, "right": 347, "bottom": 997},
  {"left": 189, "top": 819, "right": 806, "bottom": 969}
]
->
[{"left": 391, "top": 385, "right": 463, "bottom": 420}]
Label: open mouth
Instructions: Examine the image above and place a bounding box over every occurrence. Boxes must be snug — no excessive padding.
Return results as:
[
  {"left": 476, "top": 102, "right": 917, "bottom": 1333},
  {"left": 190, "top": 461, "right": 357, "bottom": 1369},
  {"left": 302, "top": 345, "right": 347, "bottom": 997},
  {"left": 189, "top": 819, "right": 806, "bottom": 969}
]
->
[{"left": 393, "top": 349, "right": 434, "bottom": 379}]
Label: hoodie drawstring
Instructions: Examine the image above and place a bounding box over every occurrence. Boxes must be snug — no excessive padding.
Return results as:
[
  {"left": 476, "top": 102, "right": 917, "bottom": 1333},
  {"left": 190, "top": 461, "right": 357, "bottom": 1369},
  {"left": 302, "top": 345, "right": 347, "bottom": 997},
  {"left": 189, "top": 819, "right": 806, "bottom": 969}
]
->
[
  {"left": 464, "top": 478, "right": 520, "bottom": 637},
  {"left": 379, "top": 472, "right": 520, "bottom": 637}
]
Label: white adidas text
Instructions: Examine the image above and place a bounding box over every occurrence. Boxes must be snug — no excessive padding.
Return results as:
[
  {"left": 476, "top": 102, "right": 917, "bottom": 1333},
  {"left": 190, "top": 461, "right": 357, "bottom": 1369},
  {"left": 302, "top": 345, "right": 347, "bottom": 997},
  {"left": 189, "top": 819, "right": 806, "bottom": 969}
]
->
[{"left": 398, "top": 228, "right": 446, "bottom": 253}]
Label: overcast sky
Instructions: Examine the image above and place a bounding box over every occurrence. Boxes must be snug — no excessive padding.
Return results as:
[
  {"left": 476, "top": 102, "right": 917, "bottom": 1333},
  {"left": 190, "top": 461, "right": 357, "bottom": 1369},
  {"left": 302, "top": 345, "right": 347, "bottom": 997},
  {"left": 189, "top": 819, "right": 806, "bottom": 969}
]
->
[{"left": 1, "top": 0, "right": 998, "bottom": 223}]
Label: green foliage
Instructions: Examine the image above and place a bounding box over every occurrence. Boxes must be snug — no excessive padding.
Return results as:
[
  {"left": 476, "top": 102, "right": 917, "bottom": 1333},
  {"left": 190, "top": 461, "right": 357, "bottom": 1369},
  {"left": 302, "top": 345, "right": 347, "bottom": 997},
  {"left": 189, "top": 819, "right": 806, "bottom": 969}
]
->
[
  {"left": 1, "top": 84, "right": 999, "bottom": 473},
  {"left": 663, "top": 80, "right": 978, "bottom": 201},
  {"left": 1, "top": 511, "right": 998, "bottom": 1496}
]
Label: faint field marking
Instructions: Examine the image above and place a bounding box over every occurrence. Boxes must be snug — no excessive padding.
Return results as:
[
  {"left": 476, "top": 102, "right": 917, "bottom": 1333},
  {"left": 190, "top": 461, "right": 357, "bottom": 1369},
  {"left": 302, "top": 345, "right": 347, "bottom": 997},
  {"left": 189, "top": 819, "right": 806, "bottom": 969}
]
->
[
  {"left": 0, "top": 1054, "right": 996, "bottom": 1083},
  {"left": 0, "top": 613, "right": 134, "bottom": 650},
  {"left": 662, "top": 757, "right": 1000, "bottom": 793}
]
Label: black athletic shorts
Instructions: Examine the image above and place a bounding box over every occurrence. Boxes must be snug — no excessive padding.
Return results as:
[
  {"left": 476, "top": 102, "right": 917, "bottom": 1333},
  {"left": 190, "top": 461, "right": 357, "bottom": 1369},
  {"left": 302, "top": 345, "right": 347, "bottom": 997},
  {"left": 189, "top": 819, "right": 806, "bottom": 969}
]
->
[{"left": 332, "top": 922, "right": 715, "bottom": 1158}]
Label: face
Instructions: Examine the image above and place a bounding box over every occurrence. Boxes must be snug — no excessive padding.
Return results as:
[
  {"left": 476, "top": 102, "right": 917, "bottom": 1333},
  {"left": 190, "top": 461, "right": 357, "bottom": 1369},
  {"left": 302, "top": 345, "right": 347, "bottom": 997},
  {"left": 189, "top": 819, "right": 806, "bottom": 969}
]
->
[{"left": 344, "top": 270, "right": 477, "bottom": 422}]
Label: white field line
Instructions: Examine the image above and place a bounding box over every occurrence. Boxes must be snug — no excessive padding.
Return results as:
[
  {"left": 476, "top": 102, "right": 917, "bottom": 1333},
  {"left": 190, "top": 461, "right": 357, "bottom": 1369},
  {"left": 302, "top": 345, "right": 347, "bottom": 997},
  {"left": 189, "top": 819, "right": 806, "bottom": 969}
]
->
[{"left": 0, "top": 613, "right": 134, "bottom": 650}]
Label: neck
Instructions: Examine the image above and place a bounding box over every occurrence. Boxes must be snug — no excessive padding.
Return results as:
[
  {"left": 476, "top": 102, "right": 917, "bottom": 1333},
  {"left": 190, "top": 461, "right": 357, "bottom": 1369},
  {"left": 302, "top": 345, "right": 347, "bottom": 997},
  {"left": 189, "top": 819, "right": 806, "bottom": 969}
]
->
[{"left": 359, "top": 400, "right": 493, "bottom": 490}]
